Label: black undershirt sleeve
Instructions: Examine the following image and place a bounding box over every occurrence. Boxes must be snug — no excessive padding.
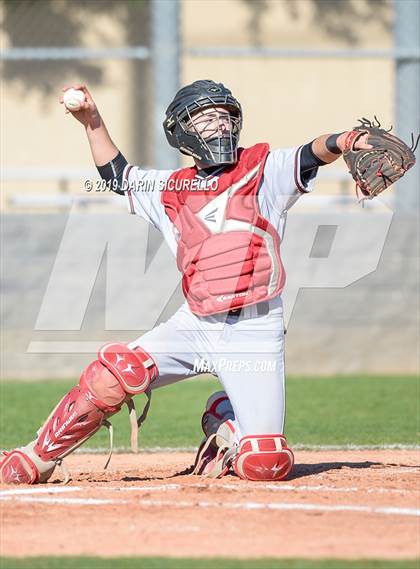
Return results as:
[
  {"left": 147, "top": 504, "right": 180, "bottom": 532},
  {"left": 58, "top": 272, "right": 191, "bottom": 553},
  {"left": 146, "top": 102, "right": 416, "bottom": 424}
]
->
[
  {"left": 96, "top": 151, "right": 128, "bottom": 195},
  {"left": 299, "top": 142, "right": 327, "bottom": 187}
]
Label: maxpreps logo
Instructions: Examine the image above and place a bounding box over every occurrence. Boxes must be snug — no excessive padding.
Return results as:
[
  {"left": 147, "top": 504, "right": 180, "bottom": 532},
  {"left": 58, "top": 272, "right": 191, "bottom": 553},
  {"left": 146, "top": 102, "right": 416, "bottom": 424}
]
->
[{"left": 216, "top": 291, "right": 249, "bottom": 302}]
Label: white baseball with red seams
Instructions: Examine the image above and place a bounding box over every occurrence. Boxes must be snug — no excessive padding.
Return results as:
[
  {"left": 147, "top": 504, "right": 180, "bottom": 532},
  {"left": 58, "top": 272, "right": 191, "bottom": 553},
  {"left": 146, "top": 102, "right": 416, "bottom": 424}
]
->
[
  {"left": 63, "top": 88, "right": 85, "bottom": 111},
  {"left": 124, "top": 144, "right": 314, "bottom": 439}
]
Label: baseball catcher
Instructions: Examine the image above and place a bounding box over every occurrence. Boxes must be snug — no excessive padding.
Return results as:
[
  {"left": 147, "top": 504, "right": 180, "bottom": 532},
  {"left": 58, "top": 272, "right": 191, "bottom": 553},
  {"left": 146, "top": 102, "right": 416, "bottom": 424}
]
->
[{"left": 1, "top": 80, "right": 416, "bottom": 484}]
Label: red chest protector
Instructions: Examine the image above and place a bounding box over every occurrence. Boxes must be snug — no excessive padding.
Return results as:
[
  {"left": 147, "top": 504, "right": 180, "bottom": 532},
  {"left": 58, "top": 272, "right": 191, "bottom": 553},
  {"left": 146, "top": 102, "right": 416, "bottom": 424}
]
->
[{"left": 161, "top": 143, "right": 285, "bottom": 316}]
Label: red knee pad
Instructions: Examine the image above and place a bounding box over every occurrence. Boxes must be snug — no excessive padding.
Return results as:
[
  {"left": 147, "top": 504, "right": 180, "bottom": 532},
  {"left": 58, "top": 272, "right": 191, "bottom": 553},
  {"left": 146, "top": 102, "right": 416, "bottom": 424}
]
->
[
  {"left": 233, "top": 434, "right": 294, "bottom": 481},
  {"left": 99, "top": 343, "right": 158, "bottom": 395}
]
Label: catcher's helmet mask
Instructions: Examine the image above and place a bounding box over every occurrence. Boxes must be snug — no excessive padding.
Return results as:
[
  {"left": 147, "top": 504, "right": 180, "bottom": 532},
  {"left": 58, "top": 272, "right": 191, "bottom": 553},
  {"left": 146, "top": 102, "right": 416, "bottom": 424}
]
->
[{"left": 163, "top": 80, "right": 243, "bottom": 167}]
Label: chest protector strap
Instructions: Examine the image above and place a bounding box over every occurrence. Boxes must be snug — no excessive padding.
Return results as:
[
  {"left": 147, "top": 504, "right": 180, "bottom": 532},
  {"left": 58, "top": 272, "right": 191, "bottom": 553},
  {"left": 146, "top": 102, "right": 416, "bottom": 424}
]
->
[{"left": 161, "top": 143, "right": 285, "bottom": 316}]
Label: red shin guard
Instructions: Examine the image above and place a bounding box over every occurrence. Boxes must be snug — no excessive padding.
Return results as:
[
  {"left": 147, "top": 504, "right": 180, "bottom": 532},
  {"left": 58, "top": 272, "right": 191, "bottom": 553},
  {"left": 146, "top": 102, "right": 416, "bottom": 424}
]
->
[
  {"left": 1, "top": 343, "right": 158, "bottom": 484},
  {"left": 35, "top": 344, "right": 158, "bottom": 462}
]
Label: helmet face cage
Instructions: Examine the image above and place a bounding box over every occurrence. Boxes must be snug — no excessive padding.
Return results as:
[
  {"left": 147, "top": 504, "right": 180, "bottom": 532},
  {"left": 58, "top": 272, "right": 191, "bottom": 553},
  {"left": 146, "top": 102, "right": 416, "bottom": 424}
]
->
[
  {"left": 182, "top": 107, "right": 241, "bottom": 141},
  {"left": 181, "top": 102, "right": 242, "bottom": 165},
  {"left": 164, "top": 82, "right": 243, "bottom": 167}
]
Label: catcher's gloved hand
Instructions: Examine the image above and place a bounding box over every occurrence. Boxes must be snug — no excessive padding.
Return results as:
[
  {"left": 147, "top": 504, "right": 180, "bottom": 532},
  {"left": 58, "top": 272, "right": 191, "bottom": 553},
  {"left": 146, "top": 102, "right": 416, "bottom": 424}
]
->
[{"left": 343, "top": 117, "right": 419, "bottom": 201}]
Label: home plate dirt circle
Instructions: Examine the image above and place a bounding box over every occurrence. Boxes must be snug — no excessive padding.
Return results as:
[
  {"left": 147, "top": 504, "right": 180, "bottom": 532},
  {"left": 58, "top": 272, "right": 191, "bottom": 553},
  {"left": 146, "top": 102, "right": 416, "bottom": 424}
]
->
[{"left": 1, "top": 450, "right": 419, "bottom": 560}]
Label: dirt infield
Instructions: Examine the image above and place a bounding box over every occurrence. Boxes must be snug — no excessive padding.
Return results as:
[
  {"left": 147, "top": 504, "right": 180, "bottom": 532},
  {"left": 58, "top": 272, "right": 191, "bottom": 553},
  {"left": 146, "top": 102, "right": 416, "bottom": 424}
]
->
[{"left": 1, "top": 450, "right": 419, "bottom": 560}]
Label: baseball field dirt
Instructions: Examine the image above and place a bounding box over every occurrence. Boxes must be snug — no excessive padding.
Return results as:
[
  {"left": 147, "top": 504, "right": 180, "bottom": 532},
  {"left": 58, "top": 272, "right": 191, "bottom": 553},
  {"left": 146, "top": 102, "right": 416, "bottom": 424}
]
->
[{"left": 1, "top": 449, "right": 418, "bottom": 561}]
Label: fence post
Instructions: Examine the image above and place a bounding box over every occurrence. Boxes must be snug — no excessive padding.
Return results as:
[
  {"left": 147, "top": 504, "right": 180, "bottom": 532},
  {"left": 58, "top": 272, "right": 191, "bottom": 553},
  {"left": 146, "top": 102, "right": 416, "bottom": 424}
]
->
[
  {"left": 151, "top": 0, "right": 181, "bottom": 170},
  {"left": 394, "top": 0, "right": 420, "bottom": 211}
]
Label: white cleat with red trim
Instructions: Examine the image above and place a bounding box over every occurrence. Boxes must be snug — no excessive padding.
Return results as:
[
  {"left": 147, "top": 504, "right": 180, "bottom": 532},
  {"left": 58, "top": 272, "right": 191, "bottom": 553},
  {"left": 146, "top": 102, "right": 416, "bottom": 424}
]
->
[{"left": 192, "top": 391, "right": 238, "bottom": 478}]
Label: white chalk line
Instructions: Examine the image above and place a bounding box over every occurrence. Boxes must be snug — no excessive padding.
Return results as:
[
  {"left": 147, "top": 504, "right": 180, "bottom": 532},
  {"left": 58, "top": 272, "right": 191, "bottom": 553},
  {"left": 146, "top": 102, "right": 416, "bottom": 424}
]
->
[
  {"left": 0, "top": 496, "right": 126, "bottom": 505},
  {"left": 1, "top": 480, "right": 417, "bottom": 499},
  {"left": 75, "top": 444, "right": 420, "bottom": 454},
  {"left": 106, "top": 483, "right": 182, "bottom": 492},
  {"left": 1, "top": 494, "right": 418, "bottom": 517},
  {"left": 216, "top": 482, "right": 418, "bottom": 495},
  {"left": 136, "top": 500, "right": 420, "bottom": 517},
  {"left": 101, "top": 482, "right": 417, "bottom": 496},
  {"left": 138, "top": 499, "right": 420, "bottom": 517},
  {"left": 0, "top": 486, "right": 82, "bottom": 497},
  {"left": 374, "top": 467, "right": 419, "bottom": 473}
]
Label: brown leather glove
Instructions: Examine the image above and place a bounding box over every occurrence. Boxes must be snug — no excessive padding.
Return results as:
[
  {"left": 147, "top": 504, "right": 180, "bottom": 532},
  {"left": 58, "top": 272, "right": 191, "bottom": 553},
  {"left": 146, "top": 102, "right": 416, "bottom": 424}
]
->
[{"left": 343, "top": 117, "right": 418, "bottom": 200}]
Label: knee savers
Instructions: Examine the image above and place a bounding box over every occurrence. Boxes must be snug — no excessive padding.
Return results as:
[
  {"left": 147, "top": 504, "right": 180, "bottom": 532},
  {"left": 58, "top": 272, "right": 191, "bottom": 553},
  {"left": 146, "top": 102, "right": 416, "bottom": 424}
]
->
[
  {"left": 233, "top": 434, "right": 294, "bottom": 481},
  {"left": 34, "top": 343, "right": 158, "bottom": 463}
]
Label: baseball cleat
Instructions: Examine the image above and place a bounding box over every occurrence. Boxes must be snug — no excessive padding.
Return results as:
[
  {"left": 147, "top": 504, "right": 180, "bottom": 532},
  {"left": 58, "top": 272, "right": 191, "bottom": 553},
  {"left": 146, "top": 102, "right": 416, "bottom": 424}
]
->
[{"left": 192, "top": 391, "right": 238, "bottom": 477}]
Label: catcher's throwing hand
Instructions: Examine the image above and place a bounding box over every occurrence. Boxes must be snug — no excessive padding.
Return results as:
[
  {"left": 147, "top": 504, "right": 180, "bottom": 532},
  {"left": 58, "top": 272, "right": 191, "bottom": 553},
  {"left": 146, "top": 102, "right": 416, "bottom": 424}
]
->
[
  {"left": 59, "top": 84, "right": 101, "bottom": 129},
  {"left": 340, "top": 117, "right": 418, "bottom": 201}
]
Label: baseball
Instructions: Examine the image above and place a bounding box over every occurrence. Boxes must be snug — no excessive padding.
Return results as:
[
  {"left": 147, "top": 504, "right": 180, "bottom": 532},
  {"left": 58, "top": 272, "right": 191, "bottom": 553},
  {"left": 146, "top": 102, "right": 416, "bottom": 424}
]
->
[{"left": 63, "top": 88, "right": 85, "bottom": 112}]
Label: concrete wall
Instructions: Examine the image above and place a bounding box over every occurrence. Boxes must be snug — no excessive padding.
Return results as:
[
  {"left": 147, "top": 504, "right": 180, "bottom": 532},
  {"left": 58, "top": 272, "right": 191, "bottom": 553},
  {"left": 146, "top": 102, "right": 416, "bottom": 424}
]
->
[{"left": 1, "top": 210, "right": 418, "bottom": 380}]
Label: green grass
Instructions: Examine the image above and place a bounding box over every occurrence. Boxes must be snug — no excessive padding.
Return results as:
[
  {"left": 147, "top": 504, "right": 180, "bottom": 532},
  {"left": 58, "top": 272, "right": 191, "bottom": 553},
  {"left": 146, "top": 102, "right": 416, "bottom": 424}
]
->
[
  {"left": 0, "top": 375, "right": 418, "bottom": 450},
  {"left": 0, "top": 558, "right": 419, "bottom": 569}
]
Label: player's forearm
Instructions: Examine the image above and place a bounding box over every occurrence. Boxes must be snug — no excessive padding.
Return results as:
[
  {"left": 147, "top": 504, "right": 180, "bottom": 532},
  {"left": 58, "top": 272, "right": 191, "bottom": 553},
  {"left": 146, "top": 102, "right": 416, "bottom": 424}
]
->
[
  {"left": 311, "top": 133, "right": 348, "bottom": 164},
  {"left": 84, "top": 112, "right": 120, "bottom": 167},
  {"left": 85, "top": 114, "right": 128, "bottom": 195}
]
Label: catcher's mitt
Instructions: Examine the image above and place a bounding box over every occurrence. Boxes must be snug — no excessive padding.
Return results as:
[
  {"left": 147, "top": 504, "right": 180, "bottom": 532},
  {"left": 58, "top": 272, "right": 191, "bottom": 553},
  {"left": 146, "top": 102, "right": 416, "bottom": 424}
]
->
[{"left": 343, "top": 117, "right": 419, "bottom": 201}]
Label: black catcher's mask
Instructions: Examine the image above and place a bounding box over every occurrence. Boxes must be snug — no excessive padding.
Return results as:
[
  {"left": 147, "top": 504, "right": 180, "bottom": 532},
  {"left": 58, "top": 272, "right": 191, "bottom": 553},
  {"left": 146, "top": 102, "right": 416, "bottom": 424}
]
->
[{"left": 163, "top": 79, "right": 243, "bottom": 167}]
